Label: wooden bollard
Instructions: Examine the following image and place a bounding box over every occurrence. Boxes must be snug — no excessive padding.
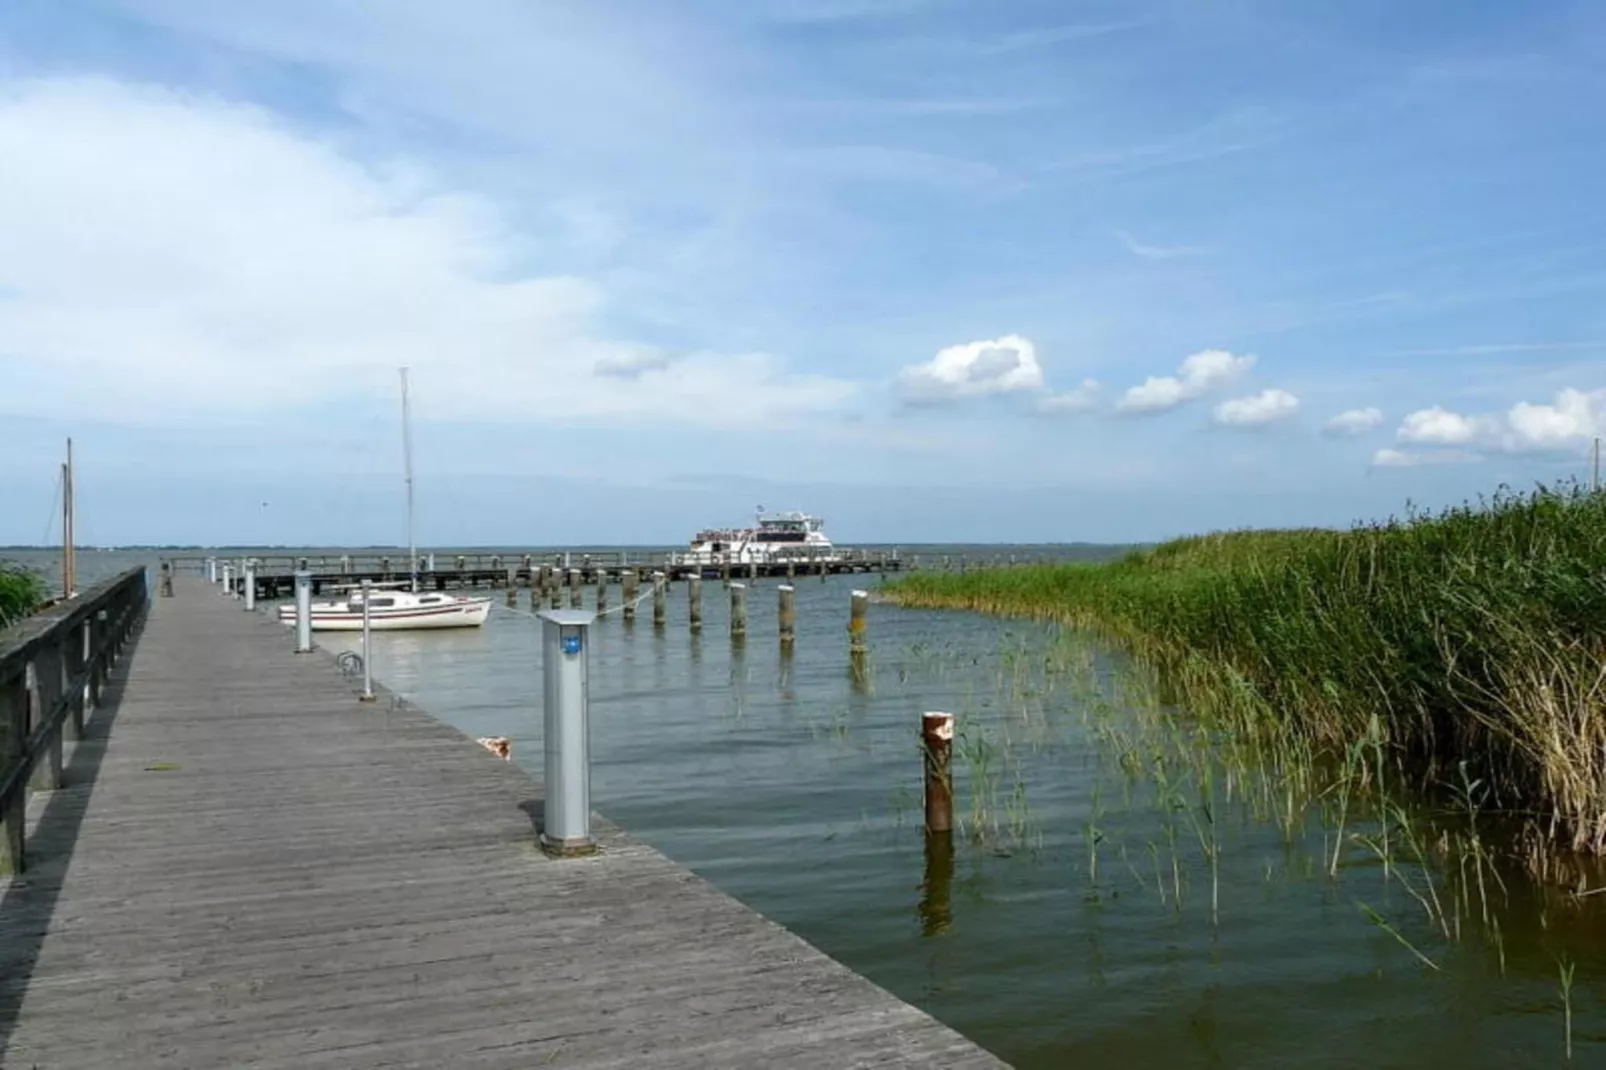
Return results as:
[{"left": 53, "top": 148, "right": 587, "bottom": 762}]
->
[
  {"left": 596, "top": 573, "right": 608, "bottom": 613},
  {"left": 568, "top": 569, "right": 583, "bottom": 608},
  {"left": 652, "top": 572, "right": 667, "bottom": 629},
  {"left": 778, "top": 584, "right": 796, "bottom": 649},
  {"left": 730, "top": 582, "right": 748, "bottom": 641},
  {"left": 622, "top": 570, "right": 638, "bottom": 622},
  {"left": 849, "top": 589, "right": 869, "bottom": 655},
  {"left": 548, "top": 568, "right": 562, "bottom": 610},
  {"left": 720, "top": 561, "right": 732, "bottom": 589},
  {"left": 688, "top": 575, "right": 703, "bottom": 632},
  {"left": 922, "top": 712, "right": 954, "bottom": 833}
]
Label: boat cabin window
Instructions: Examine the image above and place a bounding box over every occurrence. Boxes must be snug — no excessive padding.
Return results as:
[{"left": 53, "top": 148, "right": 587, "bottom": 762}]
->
[
  {"left": 366, "top": 597, "right": 396, "bottom": 608},
  {"left": 419, "top": 596, "right": 442, "bottom": 604}
]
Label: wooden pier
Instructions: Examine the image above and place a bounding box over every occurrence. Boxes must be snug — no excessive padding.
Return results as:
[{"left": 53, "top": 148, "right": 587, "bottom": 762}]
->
[{"left": 0, "top": 576, "right": 1004, "bottom": 1068}]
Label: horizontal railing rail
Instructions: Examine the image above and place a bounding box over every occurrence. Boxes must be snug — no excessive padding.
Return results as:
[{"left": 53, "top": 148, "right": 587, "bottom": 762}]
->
[{"left": 1, "top": 565, "right": 147, "bottom": 874}]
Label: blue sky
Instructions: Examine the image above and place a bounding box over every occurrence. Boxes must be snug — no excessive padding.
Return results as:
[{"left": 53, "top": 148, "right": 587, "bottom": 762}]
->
[{"left": 3, "top": 0, "right": 1604, "bottom": 546}]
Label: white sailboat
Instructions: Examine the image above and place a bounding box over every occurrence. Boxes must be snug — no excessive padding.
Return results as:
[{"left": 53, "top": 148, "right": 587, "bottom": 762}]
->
[{"left": 278, "top": 368, "right": 492, "bottom": 632}]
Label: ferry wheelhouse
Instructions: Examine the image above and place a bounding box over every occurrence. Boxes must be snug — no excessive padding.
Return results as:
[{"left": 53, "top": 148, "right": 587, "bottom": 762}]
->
[{"left": 675, "top": 511, "right": 841, "bottom": 567}]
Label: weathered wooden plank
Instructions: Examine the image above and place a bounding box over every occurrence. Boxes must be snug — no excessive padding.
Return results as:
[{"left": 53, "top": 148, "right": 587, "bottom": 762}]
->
[{"left": 0, "top": 579, "right": 1004, "bottom": 1069}]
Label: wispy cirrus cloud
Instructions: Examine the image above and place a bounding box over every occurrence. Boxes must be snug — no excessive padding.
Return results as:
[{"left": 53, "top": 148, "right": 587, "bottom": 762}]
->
[
  {"left": 1114, "top": 229, "right": 1209, "bottom": 260},
  {"left": 978, "top": 20, "right": 1151, "bottom": 55}
]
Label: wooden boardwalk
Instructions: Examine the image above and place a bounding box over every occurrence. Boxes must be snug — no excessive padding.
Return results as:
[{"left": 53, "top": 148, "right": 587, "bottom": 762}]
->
[{"left": 0, "top": 581, "right": 1004, "bottom": 1068}]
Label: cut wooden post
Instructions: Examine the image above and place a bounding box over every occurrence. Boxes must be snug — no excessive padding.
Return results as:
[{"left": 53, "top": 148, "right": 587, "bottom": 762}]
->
[
  {"left": 849, "top": 589, "right": 869, "bottom": 655},
  {"left": 688, "top": 574, "right": 703, "bottom": 632},
  {"left": 622, "top": 570, "right": 639, "bottom": 623},
  {"left": 567, "top": 569, "right": 582, "bottom": 609},
  {"left": 596, "top": 573, "right": 608, "bottom": 613},
  {"left": 0, "top": 668, "right": 27, "bottom": 874},
  {"left": 921, "top": 712, "right": 955, "bottom": 833},
  {"left": 652, "top": 572, "right": 667, "bottom": 629},
  {"left": 729, "top": 582, "right": 748, "bottom": 642},
  {"left": 548, "top": 568, "right": 562, "bottom": 610},
  {"left": 778, "top": 584, "right": 796, "bottom": 649}
]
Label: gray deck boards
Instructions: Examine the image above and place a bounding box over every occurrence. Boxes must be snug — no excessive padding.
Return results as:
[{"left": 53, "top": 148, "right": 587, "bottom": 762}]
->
[{"left": 0, "top": 580, "right": 1004, "bottom": 1068}]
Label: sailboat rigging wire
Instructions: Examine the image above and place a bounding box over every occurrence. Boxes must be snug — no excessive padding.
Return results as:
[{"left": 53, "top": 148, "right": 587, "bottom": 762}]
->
[{"left": 39, "top": 464, "right": 63, "bottom": 547}]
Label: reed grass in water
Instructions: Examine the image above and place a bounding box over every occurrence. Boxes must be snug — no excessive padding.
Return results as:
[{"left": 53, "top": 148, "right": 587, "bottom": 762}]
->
[{"left": 888, "top": 483, "right": 1606, "bottom": 855}]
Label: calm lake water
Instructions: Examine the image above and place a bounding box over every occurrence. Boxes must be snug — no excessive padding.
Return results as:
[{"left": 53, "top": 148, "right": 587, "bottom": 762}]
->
[{"left": 10, "top": 548, "right": 1605, "bottom": 1067}]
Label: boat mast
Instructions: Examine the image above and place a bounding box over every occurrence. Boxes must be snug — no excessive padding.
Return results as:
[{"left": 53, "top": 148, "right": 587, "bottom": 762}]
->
[
  {"left": 400, "top": 367, "right": 418, "bottom": 593},
  {"left": 62, "top": 437, "right": 76, "bottom": 599}
]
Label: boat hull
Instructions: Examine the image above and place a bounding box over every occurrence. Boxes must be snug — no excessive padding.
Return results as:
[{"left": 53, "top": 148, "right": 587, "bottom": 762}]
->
[{"left": 275, "top": 599, "right": 491, "bottom": 631}]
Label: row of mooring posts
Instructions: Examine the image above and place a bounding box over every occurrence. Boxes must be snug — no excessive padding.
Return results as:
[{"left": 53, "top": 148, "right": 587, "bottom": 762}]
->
[{"left": 229, "top": 557, "right": 947, "bottom": 874}]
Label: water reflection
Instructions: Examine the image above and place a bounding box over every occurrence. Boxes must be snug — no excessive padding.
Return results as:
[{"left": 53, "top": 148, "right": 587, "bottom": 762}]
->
[{"left": 919, "top": 829, "right": 955, "bottom": 937}]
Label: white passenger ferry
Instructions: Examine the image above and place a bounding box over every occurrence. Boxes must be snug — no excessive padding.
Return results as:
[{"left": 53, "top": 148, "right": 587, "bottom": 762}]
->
[{"left": 674, "top": 510, "right": 841, "bottom": 567}]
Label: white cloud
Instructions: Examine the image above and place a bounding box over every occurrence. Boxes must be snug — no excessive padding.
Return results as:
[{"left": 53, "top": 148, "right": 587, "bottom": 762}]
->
[
  {"left": 1397, "top": 407, "right": 1489, "bottom": 446},
  {"left": 899, "top": 334, "right": 1045, "bottom": 403},
  {"left": 1212, "top": 388, "right": 1300, "bottom": 427},
  {"left": 1035, "top": 379, "right": 1101, "bottom": 415},
  {"left": 0, "top": 77, "right": 856, "bottom": 428},
  {"left": 1323, "top": 407, "right": 1385, "bottom": 436},
  {"left": 1504, "top": 389, "right": 1604, "bottom": 451},
  {"left": 1392, "top": 390, "right": 1606, "bottom": 455},
  {"left": 1371, "top": 447, "right": 1481, "bottom": 468},
  {"left": 1116, "top": 349, "right": 1255, "bottom": 414}
]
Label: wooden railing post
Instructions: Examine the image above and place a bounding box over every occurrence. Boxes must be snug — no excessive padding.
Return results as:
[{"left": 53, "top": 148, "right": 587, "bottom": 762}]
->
[
  {"left": 27, "top": 647, "right": 64, "bottom": 792},
  {"left": 0, "top": 669, "right": 26, "bottom": 874}
]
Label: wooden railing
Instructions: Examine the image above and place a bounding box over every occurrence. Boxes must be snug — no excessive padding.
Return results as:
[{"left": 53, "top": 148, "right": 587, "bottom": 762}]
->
[{"left": 0, "top": 566, "right": 147, "bottom": 874}]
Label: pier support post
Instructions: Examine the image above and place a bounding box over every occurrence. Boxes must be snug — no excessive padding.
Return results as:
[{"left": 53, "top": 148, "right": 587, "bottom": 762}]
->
[
  {"left": 293, "top": 571, "right": 313, "bottom": 653},
  {"left": 622, "top": 571, "right": 638, "bottom": 623},
  {"left": 539, "top": 609, "right": 598, "bottom": 857},
  {"left": 243, "top": 560, "right": 256, "bottom": 612},
  {"left": 721, "top": 561, "right": 731, "bottom": 589},
  {"left": 568, "top": 569, "right": 583, "bottom": 609},
  {"left": 921, "top": 712, "right": 954, "bottom": 833},
  {"left": 652, "top": 572, "right": 667, "bottom": 630},
  {"left": 596, "top": 572, "right": 608, "bottom": 614},
  {"left": 778, "top": 584, "right": 796, "bottom": 650},
  {"left": 222, "top": 563, "right": 233, "bottom": 596},
  {"left": 688, "top": 575, "right": 703, "bottom": 633},
  {"left": 0, "top": 670, "right": 27, "bottom": 873},
  {"left": 730, "top": 582, "right": 748, "bottom": 643},
  {"left": 206, "top": 557, "right": 217, "bottom": 584},
  {"left": 359, "top": 580, "right": 376, "bottom": 703}
]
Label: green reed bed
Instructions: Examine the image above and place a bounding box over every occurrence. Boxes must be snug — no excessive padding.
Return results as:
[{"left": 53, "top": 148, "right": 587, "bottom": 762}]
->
[
  {"left": 0, "top": 561, "right": 45, "bottom": 629},
  {"left": 888, "top": 484, "right": 1606, "bottom": 856}
]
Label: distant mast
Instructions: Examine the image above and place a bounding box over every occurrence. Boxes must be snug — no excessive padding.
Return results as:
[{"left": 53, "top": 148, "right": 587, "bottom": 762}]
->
[
  {"left": 400, "top": 367, "right": 418, "bottom": 593},
  {"left": 62, "top": 437, "right": 76, "bottom": 599}
]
